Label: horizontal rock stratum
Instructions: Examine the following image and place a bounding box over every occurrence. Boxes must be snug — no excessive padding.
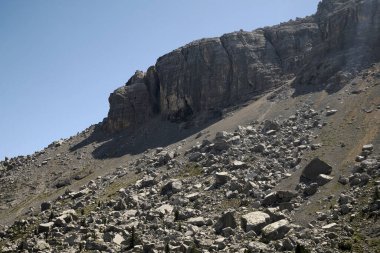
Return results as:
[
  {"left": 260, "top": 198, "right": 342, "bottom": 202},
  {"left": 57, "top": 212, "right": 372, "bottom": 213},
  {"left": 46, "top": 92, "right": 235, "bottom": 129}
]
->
[{"left": 104, "top": 0, "right": 380, "bottom": 132}]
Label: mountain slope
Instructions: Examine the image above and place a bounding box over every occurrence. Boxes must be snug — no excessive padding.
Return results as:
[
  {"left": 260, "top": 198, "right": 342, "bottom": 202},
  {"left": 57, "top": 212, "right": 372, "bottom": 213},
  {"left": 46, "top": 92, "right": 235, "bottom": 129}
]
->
[{"left": 1, "top": 0, "right": 380, "bottom": 252}]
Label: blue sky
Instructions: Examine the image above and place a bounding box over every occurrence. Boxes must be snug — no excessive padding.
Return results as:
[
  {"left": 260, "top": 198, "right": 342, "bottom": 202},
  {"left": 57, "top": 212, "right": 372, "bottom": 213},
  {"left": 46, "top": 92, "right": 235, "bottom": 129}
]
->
[{"left": 0, "top": 0, "right": 320, "bottom": 159}]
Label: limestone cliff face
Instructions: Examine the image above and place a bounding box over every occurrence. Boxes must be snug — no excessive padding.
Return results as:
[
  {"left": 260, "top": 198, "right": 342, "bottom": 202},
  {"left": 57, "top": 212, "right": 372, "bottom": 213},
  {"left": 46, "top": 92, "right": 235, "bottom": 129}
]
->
[
  {"left": 104, "top": 0, "right": 380, "bottom": 132},
  {"left": 105, "top": 68, "right": 159, "bottom": 132},
  {"left": 296, "top": 0, "right": 380, "bottom": 85}
]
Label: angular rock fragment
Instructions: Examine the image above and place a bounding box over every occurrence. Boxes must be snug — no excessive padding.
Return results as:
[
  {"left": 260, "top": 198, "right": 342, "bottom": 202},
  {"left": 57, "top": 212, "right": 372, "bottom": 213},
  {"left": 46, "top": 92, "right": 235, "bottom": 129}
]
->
[
  {"left": 214, "top": 172, "right": 231, "bottom": 187},
  {"left": 241, "top": 211, "right": 270, "bottom": 234},
  {"left": 326, "top": 109, "right": 337, "bottom": 116},
  {"left": 214, "top": 211, "right": 237, "bottom": 234},
  {"left": 114, "top": 199, "right": 127, "bottom": 211},
  {"left": 262, "top": 190, "right": 297, "bottom": 207},
  {"left": 40, "top": 202, "right": 52, "bottom": 212},
  {"left": 261, "top": 219, "right": 291, "bottom": 241},
  {"left": 187, "top": 217, "right": 207, "bottom": 226},
  {"left": 38, "top": 222, "right": 54, "bottom": 233},
  {"left": 303, "top": 183, "right": 319, "bottom": 196},
  {"left": 161, "top": 180, "right": 182, "bottom": 195},
  {"left": 316, "top": 174, "right": 333, "bottom": 186}
]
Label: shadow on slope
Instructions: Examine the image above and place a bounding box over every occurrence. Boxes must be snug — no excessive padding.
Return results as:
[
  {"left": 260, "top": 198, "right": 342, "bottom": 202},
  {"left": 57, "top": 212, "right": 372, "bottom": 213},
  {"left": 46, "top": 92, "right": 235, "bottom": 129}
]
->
[{"left": 70, "top": 115, "right": 219, "bottom": 159}]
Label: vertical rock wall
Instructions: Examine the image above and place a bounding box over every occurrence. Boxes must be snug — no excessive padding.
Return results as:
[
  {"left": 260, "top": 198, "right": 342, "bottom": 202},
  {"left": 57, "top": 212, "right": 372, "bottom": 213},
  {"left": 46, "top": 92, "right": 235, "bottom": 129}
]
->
[{"left": 104, "top": 0, "right": 380, "bottom": 132}]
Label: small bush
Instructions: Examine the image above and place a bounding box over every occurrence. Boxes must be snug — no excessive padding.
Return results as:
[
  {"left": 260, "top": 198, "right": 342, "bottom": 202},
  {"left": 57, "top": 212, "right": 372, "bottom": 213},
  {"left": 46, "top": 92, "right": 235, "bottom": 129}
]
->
[
  {"left": 338, "top": 240, "right": 353, "bottom": 251},
  {"left": 295, "top": 244, "right": 311, "bottom": 253}
]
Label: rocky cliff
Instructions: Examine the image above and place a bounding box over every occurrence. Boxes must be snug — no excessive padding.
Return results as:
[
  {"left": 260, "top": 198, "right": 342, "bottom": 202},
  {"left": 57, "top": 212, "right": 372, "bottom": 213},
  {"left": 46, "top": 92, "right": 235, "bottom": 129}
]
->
[{"left": 104, "top": 0, "right": 380, "bottom": 132}]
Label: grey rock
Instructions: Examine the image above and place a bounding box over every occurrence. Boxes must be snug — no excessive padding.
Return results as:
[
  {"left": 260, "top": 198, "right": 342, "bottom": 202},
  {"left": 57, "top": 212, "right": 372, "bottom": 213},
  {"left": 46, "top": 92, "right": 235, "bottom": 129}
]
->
[
  {"left": 187, "top": 217, "right": 207, "bottom": 226},
  {"left": 113, "top": 233, "right": 125, "bottom": 245},
  {"left": 214, "top": 210, "right": 237, "bottom": 234},
  {"left": 316, "top": 174, "right": 333, "bottom": 186},
  {"left": 362, "top": 144, "right": 374, "bottom": 151},
  {"left": 340, "top": 204, "right": 352, "bottom": 215},
  {"left": 34, "top": 240, "right": 51, "bottom": 252},
  {"left": 261, "top": 219, "right": 291, "bottom": 241},
  {"left": 247, "top": 241, "right": 270, "bottom": 252},
  {"left": 303, "top": 183, "right": 319, "bottom": 196},
  {"left": 262, "top": 190, "right": 297, "bottom": 207},
  {"left": 241, "top": 211, "right": 270, "bottom": 234},
  {"left": 326, "top": 109, "right": 338, "bottom": 116},
  {"left": 339, "top": 194, "right": 350, "bottom": 205},
  {"left": 231, "top": 160, "right": 248, "bottom": 170},
  {"left": 85, "top": 240, "right": 109, "bottom": 251},
  {"left": 185, "top": 192, "right": 200, "bottom": 202},
  {"left": 222, "top": 227, "right": 235, "bottom": 237},
  {"left": 38, "top": 222, "right": 54, "bottom": 233},
  {"left": 188, "top": 152, "right": 204, "bottom": 162},
  {"left": 136, "top": 176, "right": 157, "bottom": 188},
  {"left": 262, "top": 120, "right": 280, "bottom": 133},
  {"left": 214, "top": 172, "right": 231, "bottom": 186},
  {"left": 104, "top": 69, "right": 159, "bottom": 132},
  {"left": 114, "top": 199, "right": 127, "bottom": 211},
  {"left": 155, "top": 204, "right": 174, "bottom": 216},
  {"left": 338, "top": 175, "right": 349, "bottom": 185},
  {"left": 40, "top": 202, "right": 52, "bottom": 212},
  {"left": 252, "top": 144, "right": 266, "bottom": 153},
  {"left": 161, "top": 180, "right": 182, "bottom": 195}
]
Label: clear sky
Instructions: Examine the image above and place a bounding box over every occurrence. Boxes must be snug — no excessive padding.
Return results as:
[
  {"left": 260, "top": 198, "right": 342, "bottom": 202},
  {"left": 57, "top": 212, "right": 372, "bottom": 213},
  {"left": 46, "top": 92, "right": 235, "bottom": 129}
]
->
[{"left": 0, "top": 0, "right": 320, "bottom": 159}]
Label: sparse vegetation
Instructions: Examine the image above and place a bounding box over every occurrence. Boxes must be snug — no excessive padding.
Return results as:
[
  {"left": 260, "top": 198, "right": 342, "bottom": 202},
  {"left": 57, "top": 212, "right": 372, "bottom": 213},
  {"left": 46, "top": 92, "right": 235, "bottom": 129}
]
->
[
  {"left": 295, "top": 244, "right": 311, "bottom": 253},
  {"left": 129, "top": 226, "right": 136, "bottom": 250},
  {"left": 177, "top": 163, "right": 203, "bottom": 179},
  {"left": 338, "top": 240, "right": 353, "bottom": 251},
  {"left": 165, "top": 243, "right": 170, "bottom": 253}
]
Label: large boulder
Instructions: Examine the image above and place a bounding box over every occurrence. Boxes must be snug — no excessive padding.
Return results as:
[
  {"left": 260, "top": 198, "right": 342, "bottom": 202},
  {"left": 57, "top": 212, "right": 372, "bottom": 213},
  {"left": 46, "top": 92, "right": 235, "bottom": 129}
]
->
[
  {"left": 40, "top": 202, "right": 52, "bottom": 212},
  {"left": 155, "top": 204, "right": 174, "bottom": 216},
  {"left": 214, "top": 172, "right": 231, "bottom": 187},
  {"left": 261, "top": 219, "right": 291, "bottom": 241},
  {"left": 38, "top": 222, "right": 54, "bottom": 233},
  {"left": 214, "top": 211, "right": 237, "bottom": 234},
  {"left": 301, "top": 158, "right": 332, "bottom": 182},
  {"left": 114, "top": 199, "right": 127, "bottom": 211},
  {"left": 241, "top": 211, "right": 270, "bottom": 234},
  {"left": 161, "top": 180, "right": 182, "bottom": 195},
  {"left": 262, "top": 190, "right": 297, "bottom": 207},
  {"left": 135, "top": 176, "right": 157, "bottom": 188},
  {"left": 187, "top": 217, "right": 207, "bottom": 226}
]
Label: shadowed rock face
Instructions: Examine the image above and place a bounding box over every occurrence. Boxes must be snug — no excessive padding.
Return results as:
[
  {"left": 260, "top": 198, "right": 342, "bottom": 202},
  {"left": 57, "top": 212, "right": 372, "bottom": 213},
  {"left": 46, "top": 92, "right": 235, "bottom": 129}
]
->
[
  {"left": 104, "top": 0, "right": 380, "bottom": 132},
  {"left": 296, "top": 0, "right": 380, "bottom": 86},
  {"left": 105, "top": 68, "right": 160, "bottom": 132}
]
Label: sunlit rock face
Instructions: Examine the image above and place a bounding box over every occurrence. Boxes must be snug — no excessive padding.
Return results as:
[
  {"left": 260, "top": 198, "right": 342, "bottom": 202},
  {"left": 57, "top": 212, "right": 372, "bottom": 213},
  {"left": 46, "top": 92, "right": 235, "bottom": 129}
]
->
[{"left": 104, "top": 0, "right": 380, "bottom": 132}]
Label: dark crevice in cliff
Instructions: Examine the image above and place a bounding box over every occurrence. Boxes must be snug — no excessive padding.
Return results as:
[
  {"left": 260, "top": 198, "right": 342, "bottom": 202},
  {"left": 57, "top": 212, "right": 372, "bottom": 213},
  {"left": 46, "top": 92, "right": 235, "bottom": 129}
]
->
[
  {"left": 219, "top": 36, "right": 234, "bottom": 106},
  {"left": 131, "top": 102, "right": 136, "bottom": 129},
  {"left": 263, "top": 31, "right": 283, "bottom": 69},
  {"left": 144, "top": 67, "right": 161, "bottom": 115},
  {"left": 371, "top": 0, "right": 379, "bottom": 24},
  {"left": 169, "top": 98, "right": 194, "bottom": 123}
]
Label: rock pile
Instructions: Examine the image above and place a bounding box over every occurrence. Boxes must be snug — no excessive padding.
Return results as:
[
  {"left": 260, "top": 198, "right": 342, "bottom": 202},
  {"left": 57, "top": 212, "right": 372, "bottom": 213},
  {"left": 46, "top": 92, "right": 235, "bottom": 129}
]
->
[{"left": 3, "top": 104, "right": 373, "bottom": 252}]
